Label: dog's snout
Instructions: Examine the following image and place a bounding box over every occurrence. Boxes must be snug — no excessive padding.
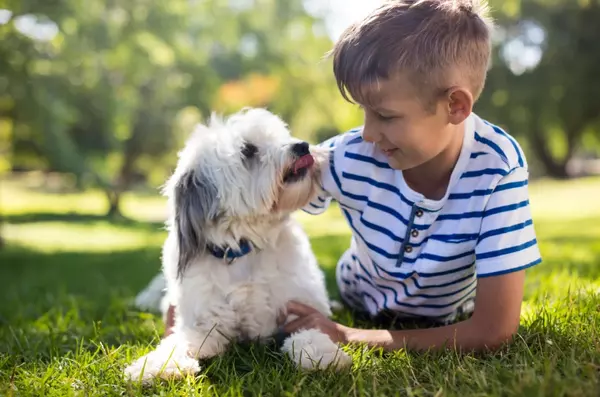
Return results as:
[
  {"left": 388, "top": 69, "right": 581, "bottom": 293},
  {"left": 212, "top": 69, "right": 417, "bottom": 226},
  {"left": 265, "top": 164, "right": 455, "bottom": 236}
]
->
[{"left": 291, "top": 142, "right": 310, "bottom": 157}]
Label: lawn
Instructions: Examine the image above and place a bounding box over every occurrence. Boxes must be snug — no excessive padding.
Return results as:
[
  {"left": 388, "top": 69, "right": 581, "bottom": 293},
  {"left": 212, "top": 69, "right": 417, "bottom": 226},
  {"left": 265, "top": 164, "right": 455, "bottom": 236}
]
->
[{"left": 1, "top": 174, "right": 599, "bottom": 396}]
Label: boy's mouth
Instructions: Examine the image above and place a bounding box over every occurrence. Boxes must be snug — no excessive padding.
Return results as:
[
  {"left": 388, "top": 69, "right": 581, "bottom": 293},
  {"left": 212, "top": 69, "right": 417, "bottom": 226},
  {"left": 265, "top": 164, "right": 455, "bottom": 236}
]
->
[{"left": 381, "top": 148, "right": 397, "bottom": 156}]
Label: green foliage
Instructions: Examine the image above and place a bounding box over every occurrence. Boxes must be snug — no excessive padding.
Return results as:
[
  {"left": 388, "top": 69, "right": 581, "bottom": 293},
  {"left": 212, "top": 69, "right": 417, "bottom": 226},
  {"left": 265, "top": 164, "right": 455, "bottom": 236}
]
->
[
  {"left": 1, "top": 0, "right": 600, "bottom": 215},
  {"left": 478, "top": 0, "right": 600, "bottom": 177},
  {"left": 1, "top": 176, "right": 599, "bottom": 395},
  {"left": 0, "top": 0, "right": 352, "bottom": 215}
]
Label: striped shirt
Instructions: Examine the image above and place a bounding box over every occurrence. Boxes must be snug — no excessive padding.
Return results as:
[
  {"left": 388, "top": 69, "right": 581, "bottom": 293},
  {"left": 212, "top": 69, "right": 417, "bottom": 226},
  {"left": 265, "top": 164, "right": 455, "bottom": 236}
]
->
[{"left": 303, "top": 113, "right": 542, "bottom": 322}]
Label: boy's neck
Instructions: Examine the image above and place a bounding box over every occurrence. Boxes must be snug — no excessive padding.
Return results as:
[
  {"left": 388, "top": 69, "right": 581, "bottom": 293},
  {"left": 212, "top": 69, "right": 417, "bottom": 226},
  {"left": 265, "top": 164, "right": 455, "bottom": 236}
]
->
[{"left": 403, "top": 121, "right": 465, "bottom": 201}]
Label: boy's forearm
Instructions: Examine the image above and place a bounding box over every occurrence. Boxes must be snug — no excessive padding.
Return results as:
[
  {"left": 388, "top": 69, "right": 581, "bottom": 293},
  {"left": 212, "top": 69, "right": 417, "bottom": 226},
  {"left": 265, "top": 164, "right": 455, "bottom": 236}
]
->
[{"left": 344, "top": 318, "right": 514, "bottom": 352}]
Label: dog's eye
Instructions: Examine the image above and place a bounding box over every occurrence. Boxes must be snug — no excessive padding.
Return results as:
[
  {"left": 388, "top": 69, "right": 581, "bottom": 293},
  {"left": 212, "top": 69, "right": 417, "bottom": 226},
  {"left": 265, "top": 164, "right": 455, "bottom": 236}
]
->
[{"left": 242, "top": 142, "right": 258, "bottom": 159}]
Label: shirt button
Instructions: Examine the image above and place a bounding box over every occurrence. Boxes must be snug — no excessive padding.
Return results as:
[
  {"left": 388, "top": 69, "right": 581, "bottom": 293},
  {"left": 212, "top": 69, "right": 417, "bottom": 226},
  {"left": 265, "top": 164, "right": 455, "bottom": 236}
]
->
[
  {"left": 404, "top": 245, "right": 413, "bottom": 253},
  {"left": 415, "top": 209, "right": 424, "bottom": 217},
  {"left": 411, "top": 229, "right": 419, "bottom": 238}
]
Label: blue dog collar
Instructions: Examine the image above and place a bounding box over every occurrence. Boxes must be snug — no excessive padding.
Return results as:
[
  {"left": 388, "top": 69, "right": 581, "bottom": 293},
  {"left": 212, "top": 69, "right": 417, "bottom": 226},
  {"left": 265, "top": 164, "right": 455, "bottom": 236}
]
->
[{"left": 207, "top": 240, "right": 253, "bottom": 264}]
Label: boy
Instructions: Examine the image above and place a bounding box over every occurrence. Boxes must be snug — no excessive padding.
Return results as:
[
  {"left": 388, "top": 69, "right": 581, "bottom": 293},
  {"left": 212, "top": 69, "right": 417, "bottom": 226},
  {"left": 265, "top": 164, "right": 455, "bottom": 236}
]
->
[{"left": 281, "top": 0, "right": 541, "bottom": 352}]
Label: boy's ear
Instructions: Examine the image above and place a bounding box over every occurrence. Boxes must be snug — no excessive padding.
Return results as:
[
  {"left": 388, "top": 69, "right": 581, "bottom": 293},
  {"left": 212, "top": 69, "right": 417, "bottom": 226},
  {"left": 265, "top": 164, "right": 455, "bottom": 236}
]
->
[{"left": 445, "top": 87, "right": 473, "bottom": 125}]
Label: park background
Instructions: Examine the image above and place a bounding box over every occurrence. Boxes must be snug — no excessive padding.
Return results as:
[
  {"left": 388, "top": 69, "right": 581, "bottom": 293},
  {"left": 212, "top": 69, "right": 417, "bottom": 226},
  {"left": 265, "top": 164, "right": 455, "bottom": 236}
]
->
[{"left": 1, "top": 0, "right": 599, "bottom": 395}]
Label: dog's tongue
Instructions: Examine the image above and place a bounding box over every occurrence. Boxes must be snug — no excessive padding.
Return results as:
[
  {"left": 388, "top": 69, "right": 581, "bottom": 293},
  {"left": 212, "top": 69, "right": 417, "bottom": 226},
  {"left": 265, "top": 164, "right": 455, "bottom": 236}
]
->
[{"left": 293, "top": 154, "right": 315, "bottom": 173}]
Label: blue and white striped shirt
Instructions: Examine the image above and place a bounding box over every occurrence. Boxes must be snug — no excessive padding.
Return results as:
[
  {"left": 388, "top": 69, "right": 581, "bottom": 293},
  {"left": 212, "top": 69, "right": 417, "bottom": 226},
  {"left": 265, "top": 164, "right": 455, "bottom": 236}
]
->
[{"left": 304, "top": 113, "right": 542, "bottom": 321}]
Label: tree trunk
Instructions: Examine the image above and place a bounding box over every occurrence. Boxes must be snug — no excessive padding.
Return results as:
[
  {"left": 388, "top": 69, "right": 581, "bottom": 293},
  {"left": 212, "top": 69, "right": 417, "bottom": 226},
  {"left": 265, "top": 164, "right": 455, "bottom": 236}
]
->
[
  {"left": 530, "top": 141, "right": 571, "bottom": 179},
  {"left": 106, "top": 121, "right": 140, "bottom": 218},
  {"left": 106, "top": 189, "right": 122, "bottom": 218},
  {"left": 530, "top": 121, "right": 575, "bottom": 179},
  {"left": 103, "top": 83, "right": 153, "bottom": 218},
  {"left": 0, "top": 206, "right": 4, "bottom": 249}
]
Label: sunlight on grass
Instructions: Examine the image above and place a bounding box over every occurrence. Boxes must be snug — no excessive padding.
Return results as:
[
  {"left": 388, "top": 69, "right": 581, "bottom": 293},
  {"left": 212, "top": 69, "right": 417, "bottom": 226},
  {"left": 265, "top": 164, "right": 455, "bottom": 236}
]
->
[
  {"left": 1, "top": 175, "right": 599, "bottom": 396},
  {"left": 293, "top": 208, "right": 350, "bottom": 237},
  {"left": 3, "top": 222, "right": 166, "bottom": 252},
  {"left": 529, "top": 176, "right": 600, "bottom": 219},
  {"left": 2, "top": 177, "right": 167, "bottom": 222}
]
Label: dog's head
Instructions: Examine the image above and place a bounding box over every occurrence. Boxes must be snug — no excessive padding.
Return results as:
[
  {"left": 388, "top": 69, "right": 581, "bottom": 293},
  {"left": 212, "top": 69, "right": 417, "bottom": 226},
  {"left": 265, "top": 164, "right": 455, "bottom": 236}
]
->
[{"left": 164, "top": 108, "right": 328, "bottom": 275}]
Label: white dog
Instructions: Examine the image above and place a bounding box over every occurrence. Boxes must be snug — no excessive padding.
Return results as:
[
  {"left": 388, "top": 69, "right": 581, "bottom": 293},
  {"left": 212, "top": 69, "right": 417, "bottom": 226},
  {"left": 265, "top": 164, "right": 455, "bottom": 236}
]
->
[{"left": 124, "top": 108, "right": 351, "bottom": 382}]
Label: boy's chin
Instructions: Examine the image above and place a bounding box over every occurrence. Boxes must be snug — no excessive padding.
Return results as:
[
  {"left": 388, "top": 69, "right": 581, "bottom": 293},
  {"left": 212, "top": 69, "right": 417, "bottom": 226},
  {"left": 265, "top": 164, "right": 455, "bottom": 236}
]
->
[{"left": 387, "top": 156, "right": 414, "bottom": 171}]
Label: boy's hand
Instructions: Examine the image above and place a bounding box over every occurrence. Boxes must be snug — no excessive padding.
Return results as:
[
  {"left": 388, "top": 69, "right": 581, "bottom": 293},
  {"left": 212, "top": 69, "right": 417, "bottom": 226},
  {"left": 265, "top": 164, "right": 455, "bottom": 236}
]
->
[
  {"left": 281, "top": 270, "right": 526, "bottom": 352},
  {"left": 282, "top": 301, "right": 351, "bottom": 343}
]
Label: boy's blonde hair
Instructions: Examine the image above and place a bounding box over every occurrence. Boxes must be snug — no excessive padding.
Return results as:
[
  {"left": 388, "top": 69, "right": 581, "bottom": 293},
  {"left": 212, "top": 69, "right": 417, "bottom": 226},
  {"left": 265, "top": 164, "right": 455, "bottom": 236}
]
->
[{"left": 331, "top": 0, "right": 493, "bottom": 111}]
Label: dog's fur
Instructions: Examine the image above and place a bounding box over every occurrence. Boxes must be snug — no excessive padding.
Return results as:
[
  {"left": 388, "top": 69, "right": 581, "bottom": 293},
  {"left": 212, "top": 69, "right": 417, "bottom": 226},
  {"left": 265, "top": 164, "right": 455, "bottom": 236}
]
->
[{"left": 124, "top": 108, "right": 351, "bottom": 382}]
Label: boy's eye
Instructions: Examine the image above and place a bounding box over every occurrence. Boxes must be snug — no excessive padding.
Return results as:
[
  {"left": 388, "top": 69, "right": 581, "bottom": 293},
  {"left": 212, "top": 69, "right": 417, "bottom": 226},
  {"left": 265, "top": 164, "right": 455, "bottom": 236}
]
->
[
  {"left": 377, "top": 113, "right": 395, "bottom": 122},
  {"left": 357, "top": 104, "right": 398, "bottom": 122}
]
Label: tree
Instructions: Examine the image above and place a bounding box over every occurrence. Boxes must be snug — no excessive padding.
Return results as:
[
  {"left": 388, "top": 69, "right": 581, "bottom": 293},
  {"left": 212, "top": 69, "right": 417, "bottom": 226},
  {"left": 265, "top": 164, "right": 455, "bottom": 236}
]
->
[
  {"left": 478, "top": 0, "right": 600, "bottom": 178},
  {"left": 1, "top": 0, "right": 339, "bottom": 216},
  {"left": 1, "top": 0, "right": 217, "bottom": 216}
]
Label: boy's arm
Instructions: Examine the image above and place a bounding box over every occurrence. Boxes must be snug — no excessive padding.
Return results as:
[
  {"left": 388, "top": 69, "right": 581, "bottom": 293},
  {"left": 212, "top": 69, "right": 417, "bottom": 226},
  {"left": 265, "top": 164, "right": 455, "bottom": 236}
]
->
[
  {"left": 346, "top": 270, "right": 525, "bottom": 351},
  {"left": 284, "top": 167, "right": 541, "bottom": 351},
  {"left": 284, "top": 271, "right": 524, "bottom": 352},
  {"left": 377, "top": 166, "right": 540, "bottom": 350},
  {"left": 302, "top": 134, "right": 345, "bottom": 215}
]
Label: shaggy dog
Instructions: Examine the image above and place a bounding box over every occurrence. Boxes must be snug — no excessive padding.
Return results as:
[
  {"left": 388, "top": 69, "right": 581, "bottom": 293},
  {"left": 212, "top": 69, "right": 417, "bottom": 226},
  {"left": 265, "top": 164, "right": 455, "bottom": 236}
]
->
[{"left": 125, "top": 108, "right": 351, "bottom": 382}]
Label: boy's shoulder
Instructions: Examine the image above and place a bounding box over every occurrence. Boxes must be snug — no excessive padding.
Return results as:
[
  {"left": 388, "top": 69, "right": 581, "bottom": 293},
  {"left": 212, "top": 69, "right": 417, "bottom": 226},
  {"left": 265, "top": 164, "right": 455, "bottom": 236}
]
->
[
  {"left": 318, "top": 126, "right": 392, "bottom": 172},
  {"left": 468, "top": 113, "right": 529, "bottom": 176},
  {"left": 319, "top": 127, "right": 364, "bottom": 149}
]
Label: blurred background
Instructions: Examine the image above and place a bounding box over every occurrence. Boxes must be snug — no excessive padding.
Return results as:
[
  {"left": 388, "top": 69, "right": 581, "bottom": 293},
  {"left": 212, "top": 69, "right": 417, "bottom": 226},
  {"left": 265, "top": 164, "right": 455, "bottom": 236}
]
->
[
  {"left": 0, "top": 1, "right": 599, "bottom": 393},
  {"left": 1, "top": 0, "right": 599, "bottom": 221}
]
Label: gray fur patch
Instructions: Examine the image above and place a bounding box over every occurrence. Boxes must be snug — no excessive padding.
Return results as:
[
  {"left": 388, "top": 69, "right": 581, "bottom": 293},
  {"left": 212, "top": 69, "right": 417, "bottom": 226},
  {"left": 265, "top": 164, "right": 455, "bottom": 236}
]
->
[{"left": 174, "top": 170, "right": 219, "bottom": 278}]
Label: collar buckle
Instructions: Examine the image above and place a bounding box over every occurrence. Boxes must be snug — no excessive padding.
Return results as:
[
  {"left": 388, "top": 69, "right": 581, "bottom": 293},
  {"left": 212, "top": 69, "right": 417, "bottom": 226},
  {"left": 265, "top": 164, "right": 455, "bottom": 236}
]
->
[
  {"left": 208, "top": 239, "right": 253, "bottom": 264},
  {"left": 223, "top": 247, "right": 237, "bottom": 265}
]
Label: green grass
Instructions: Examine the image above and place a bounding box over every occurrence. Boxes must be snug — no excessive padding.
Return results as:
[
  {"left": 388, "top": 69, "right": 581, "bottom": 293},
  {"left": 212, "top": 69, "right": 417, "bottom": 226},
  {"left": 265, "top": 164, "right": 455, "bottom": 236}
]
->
[{"left": 1, "top": 174, "right": 599, "bottom": 396}]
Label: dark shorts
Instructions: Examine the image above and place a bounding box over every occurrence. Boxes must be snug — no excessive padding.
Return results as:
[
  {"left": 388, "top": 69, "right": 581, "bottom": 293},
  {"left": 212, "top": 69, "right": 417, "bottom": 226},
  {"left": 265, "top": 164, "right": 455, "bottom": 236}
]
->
[{"left": 341, "top": 297, "right": 475, "bottom": 330}]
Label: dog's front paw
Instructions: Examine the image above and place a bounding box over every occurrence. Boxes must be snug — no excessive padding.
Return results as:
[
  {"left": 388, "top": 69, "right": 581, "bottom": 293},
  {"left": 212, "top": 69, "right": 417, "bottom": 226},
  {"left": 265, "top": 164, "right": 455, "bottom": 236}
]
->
[
  {"left": 282, "top": 329, "right": 352, "bottom": 371},
  {"left": 124, "top": 351, "right": 201, "bottom": 382},
  {"left": 124, "top": 335, "right": 201, "bottom": 383}
]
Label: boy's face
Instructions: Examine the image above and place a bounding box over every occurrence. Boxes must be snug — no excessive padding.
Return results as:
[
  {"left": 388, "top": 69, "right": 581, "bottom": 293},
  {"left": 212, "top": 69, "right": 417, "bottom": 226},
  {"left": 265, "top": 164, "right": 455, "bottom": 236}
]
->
[{"left": 358, "top": 76, "right": 468, "bottom": 171}]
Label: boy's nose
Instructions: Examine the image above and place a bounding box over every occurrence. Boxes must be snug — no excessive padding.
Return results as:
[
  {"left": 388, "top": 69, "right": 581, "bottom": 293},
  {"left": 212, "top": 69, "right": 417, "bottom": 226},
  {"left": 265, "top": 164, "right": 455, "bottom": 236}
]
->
[{"left": 361, "top": 127, "right": 381, "bottom": 143}]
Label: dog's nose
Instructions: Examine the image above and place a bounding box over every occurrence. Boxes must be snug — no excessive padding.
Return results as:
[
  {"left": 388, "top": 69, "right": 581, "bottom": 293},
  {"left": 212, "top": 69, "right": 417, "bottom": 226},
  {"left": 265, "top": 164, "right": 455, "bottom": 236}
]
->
[{"left": 291, "top": 142, "right": 310, "bottom": 157}]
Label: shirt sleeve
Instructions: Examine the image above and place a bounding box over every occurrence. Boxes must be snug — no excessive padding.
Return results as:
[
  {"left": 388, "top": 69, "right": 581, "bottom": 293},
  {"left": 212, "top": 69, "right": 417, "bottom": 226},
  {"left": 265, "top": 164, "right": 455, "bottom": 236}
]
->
[
  {"left": 475, "top": 167, "right": 542, "bottom": 277},
  {"left": 302, "top": 134, "right": 345, "bottom": 215}
]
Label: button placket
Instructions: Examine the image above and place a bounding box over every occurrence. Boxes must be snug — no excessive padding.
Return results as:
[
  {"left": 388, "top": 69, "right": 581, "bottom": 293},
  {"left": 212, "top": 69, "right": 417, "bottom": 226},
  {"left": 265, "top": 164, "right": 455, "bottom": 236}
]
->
[{"left": 397, "top": 205, "right": 422, "bottom": 267}]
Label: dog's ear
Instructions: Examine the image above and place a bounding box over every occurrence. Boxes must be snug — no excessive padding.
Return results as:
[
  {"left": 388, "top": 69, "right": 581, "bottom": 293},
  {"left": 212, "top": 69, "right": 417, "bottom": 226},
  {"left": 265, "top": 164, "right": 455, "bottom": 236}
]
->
[{"left": 173, "top": 170, "right": 218, "bottom": 278}]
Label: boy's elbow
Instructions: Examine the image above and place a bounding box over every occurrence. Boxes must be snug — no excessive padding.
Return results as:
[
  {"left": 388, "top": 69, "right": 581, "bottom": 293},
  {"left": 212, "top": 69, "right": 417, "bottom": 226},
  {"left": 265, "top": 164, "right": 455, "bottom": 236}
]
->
[
  {"left": 482, "top": 328, "right": 518, "bottom": 351},
  {"left": 472, "top": 318, "right": 520, "bottom": 351}
]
